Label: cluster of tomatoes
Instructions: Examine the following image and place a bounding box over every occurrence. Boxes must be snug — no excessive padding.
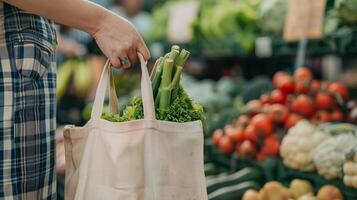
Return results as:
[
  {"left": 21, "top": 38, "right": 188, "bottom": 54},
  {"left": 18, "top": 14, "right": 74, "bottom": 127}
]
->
[{"left": 212, "top": 67, "right": 349, "bottom": 161}]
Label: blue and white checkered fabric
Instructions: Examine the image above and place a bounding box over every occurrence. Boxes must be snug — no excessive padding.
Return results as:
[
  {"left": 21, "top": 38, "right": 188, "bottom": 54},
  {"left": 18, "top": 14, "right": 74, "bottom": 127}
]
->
[{"left": 0, "top": 2, "right": 57, "bottom": 199}]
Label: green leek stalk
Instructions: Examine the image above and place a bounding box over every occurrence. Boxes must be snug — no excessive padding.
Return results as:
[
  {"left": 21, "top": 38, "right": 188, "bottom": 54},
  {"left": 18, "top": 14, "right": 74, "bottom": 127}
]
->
[
  {"left": 170, "top": 49, "right": 190, "bottom": 101},
  {"left": 175, "top": 49, "right": 190, "bottom": 67},
  {"left": 150, "top": 57, "right": 163, "bottom": 81},
  {"left": 170, "top": 66, "right": 183, "bottom": 103},
  {"left": 151, "top": 58, "right": 165, "bottom": 98},
  {"left": 171, "top": 45, "right": 180, "bottom": 52},
  {"left": 159, "top": 59, "right": 174, "bottom": 109}
]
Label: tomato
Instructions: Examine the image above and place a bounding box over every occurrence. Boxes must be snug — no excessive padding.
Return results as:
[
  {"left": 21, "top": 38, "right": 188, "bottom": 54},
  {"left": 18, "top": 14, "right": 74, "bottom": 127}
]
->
[
  {"left": 316, "top": 92, "right": 334, "bottom": 110},
  {"left": 226, "top": 126, "right": 245, "bottom": 143},
  {"left": 260, "top": 94, "right": 271, "bottom": 105},
  {"left": 261, "top": 137, "right": 280, "bottom": 156},
  {"left": 294, "top": 67, "right": 313, "bottom": 82},
  {"left": 270, "top": 89, "right": 286, "bottom": 104},
  {"left": 212, "top": 129, "right": 223, "bottom": 146},
  {"left": 290, "top": 95, "right": 315, "bottom": 117},
  {"left": 236, "top": 115, "right": 250, "bottom": 128},
  {"left": 310, "top": 80, "right": 321, "bottom": 93},
  {"left": 278, "top": 76, "right": 295, "bottom": 94},
  {"left": 251, "top": 113, "right": 274, "bottom": 137},
  {"left": 294, "top": 81, "right": 310, "bottom": 94},
  {"left": 246, "top": 100, "right": 262, "bottom": 113},
  {"left": 312, "top": 110, "right": 330, "bottom": 125},
  {"left": 218, "top": 136, "right": 234, "bottom": 154},
  {"left": 244, "top": 124, "right": 258, "bottom": 143},
  {"left": 224, "top": 125, "right": 236, "bottom": 141},
  {"left": 262, "top": 104, "right": 272, "bottom": 114},
  {"left": 320, "top": 81, "right": 331, "bottom": 90},
  {"left": 330, "top": 109, "right": 344, "bottom": 122},
  {"left": 268, "top": 104, "right": 289, "bottom": 124},
  {"left": 273, "top": 71, "right": 289, "bottom": 88},
  {"left": 238, "top": 140, "right": 257, "bottom": 161},
  {"left": 328, "top": 82, "right": 349, "bottom": 101},
  {"left": 257, "top": 152, "right": 267, "bottom": 161},
  {"left": 285, "top": 113, "right": 304, "bottom": 129}
]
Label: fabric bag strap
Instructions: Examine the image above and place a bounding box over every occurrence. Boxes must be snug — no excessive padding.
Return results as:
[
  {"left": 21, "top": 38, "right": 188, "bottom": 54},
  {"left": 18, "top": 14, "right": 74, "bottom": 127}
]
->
[{"left": 91, "top": 53, "right": 156, "bottom": 120}]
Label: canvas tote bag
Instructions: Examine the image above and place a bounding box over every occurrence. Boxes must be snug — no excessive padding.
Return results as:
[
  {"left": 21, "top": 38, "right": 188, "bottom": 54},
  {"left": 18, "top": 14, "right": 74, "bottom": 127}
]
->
[{"left": 64, "top": 54, "right": 207, "bottom": 200}]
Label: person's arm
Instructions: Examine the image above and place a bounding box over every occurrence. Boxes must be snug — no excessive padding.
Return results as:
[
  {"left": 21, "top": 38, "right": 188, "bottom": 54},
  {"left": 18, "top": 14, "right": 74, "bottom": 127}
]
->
[{"left": 3, "top": 0, "right": 150, "bottom": 67}]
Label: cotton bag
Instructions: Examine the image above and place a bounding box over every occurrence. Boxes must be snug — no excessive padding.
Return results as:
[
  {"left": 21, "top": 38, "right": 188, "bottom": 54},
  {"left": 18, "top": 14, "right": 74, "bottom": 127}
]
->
[{"left": 64, "top": 54, "right": 207, "bottom": 200}]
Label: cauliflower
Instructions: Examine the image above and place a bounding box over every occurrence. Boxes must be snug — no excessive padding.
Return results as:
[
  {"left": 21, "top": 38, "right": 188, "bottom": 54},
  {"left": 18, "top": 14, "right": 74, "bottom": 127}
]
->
[
  {"left": 280, "top": 120, "right": 330, "bottom": 171},
  {"left": 343, "top": 145, "right": 357, "bottom": 188},
  {"left": 312, "top": 133, "right": 357, "bottom": 180}
]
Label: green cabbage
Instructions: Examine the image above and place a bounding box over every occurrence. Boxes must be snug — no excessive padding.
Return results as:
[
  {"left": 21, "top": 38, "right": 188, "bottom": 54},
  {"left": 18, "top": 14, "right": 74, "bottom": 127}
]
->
[
  {"left": 335, "top": 0, "right": 357, "bottom": 24},
  {"left": 257, "top": 0, "right": 287, "bottom": 35}
]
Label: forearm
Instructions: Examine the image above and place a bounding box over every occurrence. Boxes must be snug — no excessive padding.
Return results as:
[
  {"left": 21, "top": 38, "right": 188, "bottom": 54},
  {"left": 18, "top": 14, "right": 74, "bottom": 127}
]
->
[{"left": 3, "top": 0, "right": 111, "bottom": 35}]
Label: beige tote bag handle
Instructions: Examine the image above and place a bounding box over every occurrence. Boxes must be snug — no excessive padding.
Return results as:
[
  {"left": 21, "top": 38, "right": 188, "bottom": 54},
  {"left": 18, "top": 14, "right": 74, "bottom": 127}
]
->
[{"left": 91, "top": 53, "right": 156, "bottom": 120}]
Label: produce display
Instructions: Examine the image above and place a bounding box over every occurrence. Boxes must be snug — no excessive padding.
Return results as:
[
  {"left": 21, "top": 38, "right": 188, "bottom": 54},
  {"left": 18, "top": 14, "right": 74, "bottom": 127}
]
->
[
  {"left": 242, "top": 180, "right": 344, "bottom": 200},
  {"left": 312, "top": 133, "right": 357, "bottom": 180},
  {"left": 57, "top": 59, "right": 92, "bottom": 101},
  {"left": 211, "top": 67, "right": 351, "bottom": 162},
  {"left": 280, "top": 121, "right": 357, "bottom": 172},
  {"left": 54, "top": 1, "right": 357, "bottom": 200},
  {"left": 343, "top": 145, "right": 357, "bottom": 188},
  {"left": 101, "top": 45, "right": 204, "bottom": 122},
  {"left": 206, "top": 168, "right": 262, "bottom": 200}
]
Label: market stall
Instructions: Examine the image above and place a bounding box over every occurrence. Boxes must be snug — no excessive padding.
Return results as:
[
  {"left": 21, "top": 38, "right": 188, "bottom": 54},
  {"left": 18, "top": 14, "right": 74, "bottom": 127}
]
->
[{"left": 55, "top": 0, "right": 357, "bottom": 199}]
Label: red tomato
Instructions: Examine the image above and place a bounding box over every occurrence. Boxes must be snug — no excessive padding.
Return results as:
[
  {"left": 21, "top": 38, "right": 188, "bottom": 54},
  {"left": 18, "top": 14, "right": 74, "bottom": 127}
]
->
[
  {"left": 278, "top": 76, "right": 295, "bottom": 94},
  {"left": 273, "top": 71, "right": 289, "bottom": 88},
  {"left": 238, "top": 140, "right": 257, "bottom": 161},
  {"left": 270, "top": 89, "right": 286, "bottom": 104},
  {"left": 262, "top": 104, "right": 272, "bottom": 114},
  {"left": 294, "top": 81, "right": 310, "bottom": 94},
  {"left": 290, "top": 95, "right": 315, "bottom": 117},
  {"left": 328, "top": 82, "right": 349, "bottom": 101},
  {"left": 316, "top": 92, "right": 334, "bottom": 110},
  {"left": 246, "top": 100, "right": 262, "bottom": 113},
  {"left": 244, "top": 124, "right": 258, "bottom": 143},
  {"left": 236, "top": 115, "right": 250, "bottom": 128},
  {"left": 330, "top": 109, "right": 344, "bottom": 122},
  {"left": 321, "top": 81, "right": 331, "bottom": 90},
  {"left": 225, "top": 125, "right": 236, "bottom": 141},
  {"left": 260, "top": 94, "right": 271, "bottom": 105},
  {"left": 226, "top": 126, "right": 245, "bottom": 143},
  {"left": 294, "top": 67, "right": 313, "bottom": 82},
  {"left": 212, "top": 129, "right": 223, "bottom": 146},
  {"left": 285, "top": 113, "right": 304, "bottom": 129},
  {"left": 251, "top": 113, "right": 274, "bottom": 137},
  {"left": 218, "top": 136, "right": 234, "bottom": 154},
  {"left": 268, "top": 104, "right": 289, "bottom": 124},
  {"left": 312, "top": 110, "right": 330, "bottom": 125},
  {"left": 261, "top": 137, "right": 280, "bottom": 156},
  {"left": 310, "top": 80, "right": 321, "bottom": 93},
  {"left": 257, "top": 152, "right": 267, "bottom": 161}
]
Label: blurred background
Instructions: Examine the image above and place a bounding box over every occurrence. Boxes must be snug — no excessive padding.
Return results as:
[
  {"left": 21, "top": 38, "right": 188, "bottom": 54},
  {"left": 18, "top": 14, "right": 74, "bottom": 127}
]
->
[{"left": 55, "top": 0, "right": 357, "bottom": 199}]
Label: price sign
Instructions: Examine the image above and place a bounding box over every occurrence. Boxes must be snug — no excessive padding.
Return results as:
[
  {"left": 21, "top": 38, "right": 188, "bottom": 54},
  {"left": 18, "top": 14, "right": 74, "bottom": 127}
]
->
[
  {"left": 283, "top": 0, "right": 326, "bottom": 41},
  {"left": 167, "top": 1, "right": 200, "bottom": 43}
]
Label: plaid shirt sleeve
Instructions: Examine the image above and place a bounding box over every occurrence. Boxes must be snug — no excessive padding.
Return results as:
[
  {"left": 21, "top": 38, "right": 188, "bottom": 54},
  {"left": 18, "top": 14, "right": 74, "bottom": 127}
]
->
[{"left": 0, "top": 2, "right": 57, "bottom": 199}]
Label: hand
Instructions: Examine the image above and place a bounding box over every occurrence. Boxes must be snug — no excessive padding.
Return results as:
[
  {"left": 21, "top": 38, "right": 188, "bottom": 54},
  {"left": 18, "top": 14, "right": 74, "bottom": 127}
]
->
[{"left": 93, "top": 13, "right": 150, "bottom": 68}]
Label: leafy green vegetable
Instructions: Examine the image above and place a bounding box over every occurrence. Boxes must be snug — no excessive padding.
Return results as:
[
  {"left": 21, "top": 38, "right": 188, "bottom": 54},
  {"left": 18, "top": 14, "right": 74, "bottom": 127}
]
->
[
  {"left": 257, "top": 0, "right": 287, "bottom": 35},
  {"left": 335, "top": 0, "right": 357, "bottom": 24},
  {"left": 102, "top": 46, "right": 204, "bottom": 123}
]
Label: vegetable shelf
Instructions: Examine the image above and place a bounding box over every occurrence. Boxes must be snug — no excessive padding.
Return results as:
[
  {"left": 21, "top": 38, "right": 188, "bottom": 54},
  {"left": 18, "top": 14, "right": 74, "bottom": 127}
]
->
[{"left": 206, "top": 146, "right": 357, "bottom": 200}]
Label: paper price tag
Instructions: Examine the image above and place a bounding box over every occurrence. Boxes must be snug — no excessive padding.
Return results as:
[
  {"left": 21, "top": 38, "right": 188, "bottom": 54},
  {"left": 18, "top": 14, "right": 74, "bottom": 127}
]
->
[
  {"left": 283, "top": 0, "right": 326, "bottom": 41},
  {"left": 167, "top": 1, "right": 200, "bottom": 43}
]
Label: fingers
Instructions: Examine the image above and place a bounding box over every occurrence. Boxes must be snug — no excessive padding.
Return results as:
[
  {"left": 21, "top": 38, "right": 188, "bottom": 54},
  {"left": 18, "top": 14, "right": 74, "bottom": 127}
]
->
[
  {"left": 109, "top": 48, "right": 131, "bottom": 68},
  {"left": 128, "top": 46, "right": 137, "bottom": 66},
  {"left": 137, "top": 43, "right": 151, "bottom": 60}
]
